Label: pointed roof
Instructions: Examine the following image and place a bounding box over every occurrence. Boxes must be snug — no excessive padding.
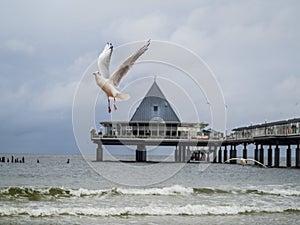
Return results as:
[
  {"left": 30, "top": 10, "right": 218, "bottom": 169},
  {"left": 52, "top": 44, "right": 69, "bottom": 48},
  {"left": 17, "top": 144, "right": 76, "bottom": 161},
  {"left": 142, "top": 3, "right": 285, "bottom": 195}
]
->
[
  {"left": 144, "top": 81, "right": 165, "bottom": 99},
  {"left": 130, "top": 81, "right": 180, "bottom": 123}
]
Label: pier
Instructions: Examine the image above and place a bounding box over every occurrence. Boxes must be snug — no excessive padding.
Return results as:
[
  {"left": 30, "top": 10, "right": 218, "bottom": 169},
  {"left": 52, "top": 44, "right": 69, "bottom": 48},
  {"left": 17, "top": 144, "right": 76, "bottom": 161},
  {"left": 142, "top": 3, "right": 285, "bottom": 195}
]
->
[
  {"left": 220, "top": 118, "right": 300, "bottom": 168},
  {"left": 91, "top": 80, "right": 300, "bottom": 168}
]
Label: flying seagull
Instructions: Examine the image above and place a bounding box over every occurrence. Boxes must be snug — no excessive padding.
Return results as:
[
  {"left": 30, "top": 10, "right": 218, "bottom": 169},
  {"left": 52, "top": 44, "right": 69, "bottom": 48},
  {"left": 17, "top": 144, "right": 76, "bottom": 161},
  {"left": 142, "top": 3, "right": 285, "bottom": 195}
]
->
[
  {"left": 93, "top": 40, "right": 151, "bottom": 113},
  {"left": 224, "top": 158, "right": 267, "bottom": 168}
]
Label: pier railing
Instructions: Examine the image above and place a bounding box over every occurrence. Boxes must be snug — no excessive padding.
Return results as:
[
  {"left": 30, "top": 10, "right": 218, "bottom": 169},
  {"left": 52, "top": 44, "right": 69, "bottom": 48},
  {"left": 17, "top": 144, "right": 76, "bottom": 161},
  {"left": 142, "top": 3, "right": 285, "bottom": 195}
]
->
[{"left": 90, "top": 129, "right": 223, "bottom": 141}]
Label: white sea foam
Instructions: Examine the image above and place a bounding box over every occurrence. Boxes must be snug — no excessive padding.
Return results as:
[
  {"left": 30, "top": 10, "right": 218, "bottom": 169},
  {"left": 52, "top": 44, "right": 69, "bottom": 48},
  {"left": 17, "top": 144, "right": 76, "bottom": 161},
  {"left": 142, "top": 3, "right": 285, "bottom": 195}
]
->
[
  {"left": 117, "top": 185, "right": 194, "bottom": 196},
  {"left": 1, "top": 185, "right": 300, "bottom": 199},
  {"left": 1, "top": 204, "right": 299, "bottom": 217}
]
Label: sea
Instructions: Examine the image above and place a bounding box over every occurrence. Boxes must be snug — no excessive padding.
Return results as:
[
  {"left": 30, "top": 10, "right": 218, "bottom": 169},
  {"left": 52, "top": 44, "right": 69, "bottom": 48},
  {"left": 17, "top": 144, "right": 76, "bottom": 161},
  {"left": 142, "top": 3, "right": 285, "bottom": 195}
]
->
[{"left": 0, "top": 154, "right": 300, "bottom": 225}]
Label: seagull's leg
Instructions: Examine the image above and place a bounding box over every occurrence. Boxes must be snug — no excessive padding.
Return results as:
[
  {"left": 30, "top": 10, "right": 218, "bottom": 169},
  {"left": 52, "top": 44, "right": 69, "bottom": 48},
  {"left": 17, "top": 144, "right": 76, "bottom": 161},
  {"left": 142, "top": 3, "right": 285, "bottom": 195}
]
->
[
  {"left": 108, "top": 98, "right": 111, "bottom": 113},
  {"left": 113, "top": 97, "right": 117, "bottom": 110}
]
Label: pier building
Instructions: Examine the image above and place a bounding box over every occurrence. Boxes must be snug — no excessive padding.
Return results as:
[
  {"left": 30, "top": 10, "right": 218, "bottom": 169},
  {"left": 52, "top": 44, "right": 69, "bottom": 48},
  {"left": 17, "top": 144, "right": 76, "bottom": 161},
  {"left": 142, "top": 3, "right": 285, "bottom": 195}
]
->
[{"left": 91, "top": 80, "right": 220, "bottom": 162}]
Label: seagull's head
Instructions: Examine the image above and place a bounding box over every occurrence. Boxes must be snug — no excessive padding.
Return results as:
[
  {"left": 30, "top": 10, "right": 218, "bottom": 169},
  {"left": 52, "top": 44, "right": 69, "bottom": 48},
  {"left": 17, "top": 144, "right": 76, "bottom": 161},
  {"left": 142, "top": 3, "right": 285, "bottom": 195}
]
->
[{"left": 93, "top": 71, "right": 100, "bottom": 76}]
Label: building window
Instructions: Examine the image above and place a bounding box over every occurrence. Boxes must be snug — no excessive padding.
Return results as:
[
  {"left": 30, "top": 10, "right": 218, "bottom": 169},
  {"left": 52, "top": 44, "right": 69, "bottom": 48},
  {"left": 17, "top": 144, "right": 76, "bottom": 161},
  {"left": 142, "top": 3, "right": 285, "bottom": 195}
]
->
[{"left": 153, "top": 105, "right": 158, "bottom": 112}]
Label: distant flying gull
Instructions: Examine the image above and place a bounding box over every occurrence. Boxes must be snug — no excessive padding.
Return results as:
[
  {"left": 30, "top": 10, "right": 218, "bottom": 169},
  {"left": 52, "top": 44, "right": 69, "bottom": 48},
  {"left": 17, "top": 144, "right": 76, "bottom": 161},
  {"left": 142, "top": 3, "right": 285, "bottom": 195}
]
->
[
  {"left": 93, "top": 40, "right": 150, "bottom": 113},
  {"left": 224, "top": 158, "right": 267, "bottom": 168}
]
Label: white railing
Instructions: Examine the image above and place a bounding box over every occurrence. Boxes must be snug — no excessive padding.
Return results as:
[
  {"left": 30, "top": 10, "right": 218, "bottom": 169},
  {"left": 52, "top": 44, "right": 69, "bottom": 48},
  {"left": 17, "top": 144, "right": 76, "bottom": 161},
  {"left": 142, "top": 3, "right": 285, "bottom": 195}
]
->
[{"left": 226, "top": 123, "right": 300, "bottom": 141}]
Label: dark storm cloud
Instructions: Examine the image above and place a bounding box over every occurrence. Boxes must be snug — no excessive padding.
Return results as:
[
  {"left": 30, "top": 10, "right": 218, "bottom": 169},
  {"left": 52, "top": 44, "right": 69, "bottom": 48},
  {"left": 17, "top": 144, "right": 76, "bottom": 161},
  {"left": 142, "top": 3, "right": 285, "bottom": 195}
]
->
[{"left": 0, "top": 0, "right": 299, "bottom": 153}]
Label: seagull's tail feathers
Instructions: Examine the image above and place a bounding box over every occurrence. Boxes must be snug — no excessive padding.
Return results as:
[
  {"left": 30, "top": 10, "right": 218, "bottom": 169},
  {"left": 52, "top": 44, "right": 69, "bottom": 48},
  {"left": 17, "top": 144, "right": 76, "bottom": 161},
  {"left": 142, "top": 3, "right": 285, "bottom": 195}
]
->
[{"left": 115, "top": 92, "right": 130, "bottom": 101}]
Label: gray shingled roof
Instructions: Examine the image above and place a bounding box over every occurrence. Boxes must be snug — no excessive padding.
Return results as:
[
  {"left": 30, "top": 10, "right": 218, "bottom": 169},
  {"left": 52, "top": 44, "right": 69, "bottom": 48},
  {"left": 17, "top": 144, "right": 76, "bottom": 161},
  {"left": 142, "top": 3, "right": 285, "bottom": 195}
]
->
[{"left": 130, "top": 81, "right": 180, "bottom": 122}]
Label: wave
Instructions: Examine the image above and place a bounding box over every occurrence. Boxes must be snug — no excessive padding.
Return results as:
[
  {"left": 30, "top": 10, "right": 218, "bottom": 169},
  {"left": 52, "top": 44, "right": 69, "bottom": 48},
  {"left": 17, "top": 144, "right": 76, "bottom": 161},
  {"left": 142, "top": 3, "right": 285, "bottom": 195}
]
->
[
  {"left": 1, "top": 185, "right": 300, "bottom": 201},
  {"left": 1, "top": 204, "right": 300, "bottom": 217}
]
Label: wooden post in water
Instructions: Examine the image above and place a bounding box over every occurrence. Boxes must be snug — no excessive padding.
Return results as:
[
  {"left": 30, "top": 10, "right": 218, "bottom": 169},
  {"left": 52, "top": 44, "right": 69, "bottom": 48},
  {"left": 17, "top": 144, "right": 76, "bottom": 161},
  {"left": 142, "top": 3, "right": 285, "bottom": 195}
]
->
[
  {"left": 254, "top": 143, "right": 259, "bottom": 165},
  {"left": 224, "top": 145, "right": 228, "bottom": 163},
  {"left": 274, "top": 144, "right": 280, "bottom": 168},
  {"left": 259, "top": 144, "right": 264, "bottom": 165},
  {"left": 296, "top": 142, "right": 300, "bottom": 168},
  {"left": 96, "top": 144, "right": 103, "bottom": 161},
  {"left": 268, "top": 145, "right": 273, "bottom": 167},
  {"left": 286, "top": 145, "right": 291, "bottom": 168},
  {"left": 243, "top": 143, "right": 247, "bottom": 159}
]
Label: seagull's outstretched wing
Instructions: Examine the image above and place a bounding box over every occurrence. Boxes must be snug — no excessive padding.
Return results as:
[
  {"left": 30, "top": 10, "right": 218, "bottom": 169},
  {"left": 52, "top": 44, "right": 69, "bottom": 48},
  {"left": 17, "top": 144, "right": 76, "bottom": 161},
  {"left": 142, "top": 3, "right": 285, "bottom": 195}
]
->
[
  {"left": 245, "top": 158, "right": 267, "bottom": 168},
  {"left": 110, "top": 39, "right": 150, "bottom": 87},
  {"left": 224, "top": 157, "right": 267, "bottom": 168},
  {"left": 97, "top": 43, "right": 113, "bottom": 78},
  {"left": 224, "top": 158, "right": 242, "bottom": 164}
]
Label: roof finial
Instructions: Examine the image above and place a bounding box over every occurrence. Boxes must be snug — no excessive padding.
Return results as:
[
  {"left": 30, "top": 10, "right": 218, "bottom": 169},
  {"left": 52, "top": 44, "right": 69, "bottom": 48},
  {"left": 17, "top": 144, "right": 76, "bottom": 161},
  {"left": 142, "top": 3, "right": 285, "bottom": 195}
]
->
[{"left": 154, "top": 75, "right": 157, "bottom": 82}]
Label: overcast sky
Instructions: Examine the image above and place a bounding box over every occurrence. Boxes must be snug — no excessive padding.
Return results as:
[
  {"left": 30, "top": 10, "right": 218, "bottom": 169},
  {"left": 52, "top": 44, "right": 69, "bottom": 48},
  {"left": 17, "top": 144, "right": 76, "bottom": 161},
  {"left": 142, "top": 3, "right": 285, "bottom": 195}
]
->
[{"left": 0, "top": 0, "right": 299, "bottom": 153}]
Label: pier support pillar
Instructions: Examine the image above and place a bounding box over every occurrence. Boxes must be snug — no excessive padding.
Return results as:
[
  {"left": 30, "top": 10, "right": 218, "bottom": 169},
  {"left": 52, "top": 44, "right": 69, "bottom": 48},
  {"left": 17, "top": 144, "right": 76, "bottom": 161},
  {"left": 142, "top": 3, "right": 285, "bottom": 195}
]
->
[
  {"left": 136, "top": 144, "right": 147, "bottom": 162},
  {"left": 296, "top": 143, "right": 300, "bottom": 168},
  {"left": 175, "top": 146, "right": 179, "bottom": 162},
  {"left": 274, "top": 145, "right": 280, "bottom": 168},
  {"left": 187, "top": 146, "right": 191, "bottom": 162},
  {"left": 259, "top": 144, "right": 264, "bottom": 165},
  {"left": 179, "top": 145, "right": 182, "bottom": 162},
  {"left": 182, "top": 145, "right": 186, "bottom": 162},
  {"left": 243, "top": 143, "right": 247, "bottom": 159},
  {"left": 286, "top": 145, "right": 291, "bottom": 168},
  {"left": 254, "top": 144, "right": 259, "bottom": 165},
  {"left": 224, "top": 145, "right": 228, "bottom": 163},
  {"left": 268, "top": 145, "right": 273, "bottom": 167},
  {"left": 218, "top": 147, "right": 222, "bottom": 163},
  {"left": 207, "top": 147, "right": 210, "bottom": 162},
  {"left": 229, "top": 145, "right": 234, "bottom": 164},
  {"left": 213, "top": 146, "right": 217, "bottom": 163},
  {"left": 96, "top": 144, "right": 103, "bottom": 161},
  {"left": 233, "top": 145, "right": 237, "bottom": 164}
]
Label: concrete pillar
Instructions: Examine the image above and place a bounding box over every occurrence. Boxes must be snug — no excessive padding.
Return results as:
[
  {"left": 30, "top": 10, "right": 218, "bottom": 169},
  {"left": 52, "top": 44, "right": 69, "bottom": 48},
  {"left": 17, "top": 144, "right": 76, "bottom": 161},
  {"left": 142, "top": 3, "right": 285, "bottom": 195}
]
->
[
  {"left": 207, "top": 150, "right": 210, "bottom": 162},
  {"left": 136, "top": 143, "right": 147, "bottom": 162},
  {"left": 213, "top": 146, "right": 217, "bottom": 163},
  {"left": 230, "top": 145, "right": 234, "bottom": 164},
  {"left": 286, "top": 145, "right": 291, "bottom": 168},
  {"left": 187, "top": 146, "right": 191, "bottom": 162},
  {"left": 224, "top": 145, "right": 228, "bottom": 162},
  {"left": 182, "top": 145, "right": 186, "bottom": 162},
  {"left": 218, "top": 147, "right": 222, "bottom": 163},
  {"left": 243, "top": 143, "right": 247, "bottom": 159},
  {"left": 232, "top": 145, "right": 237, "bottom": 164},
  {"left": 254, "top": 143, "right": 259, "bottom": 165},
  {"left": 175, "top": 146, "right": 179, "bottom": 162},
  {"left": 268, "top": 145, "right": 272, "bottom": 167},
  {"left": 274, "top": 145, "right": 280, "bottom": 168},
  {"left": 296, "top": 143, "right": 300, "bottom": 168},
  {"left": 96, "top": 144, "right": 103, "bottom": 161},
  {"left": 259, "top": 144, "right": 264, "bottom": 165},
  {"left": 178, "top": 145, "right": 182, "bottom": 162}
]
